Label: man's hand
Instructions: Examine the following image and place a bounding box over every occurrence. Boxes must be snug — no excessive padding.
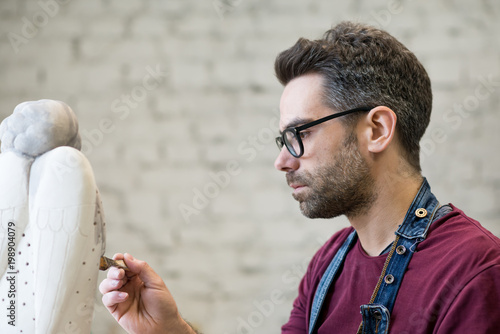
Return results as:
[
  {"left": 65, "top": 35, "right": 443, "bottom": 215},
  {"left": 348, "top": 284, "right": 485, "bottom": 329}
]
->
[{"left": 99, "top": 253, "right": 195, "bottom": 334}]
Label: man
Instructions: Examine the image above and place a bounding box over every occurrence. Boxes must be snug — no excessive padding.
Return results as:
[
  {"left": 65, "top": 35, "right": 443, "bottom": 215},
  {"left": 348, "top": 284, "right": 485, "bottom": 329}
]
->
[{"left": 100, "top": 22, "right": 500, "bottom": 333}]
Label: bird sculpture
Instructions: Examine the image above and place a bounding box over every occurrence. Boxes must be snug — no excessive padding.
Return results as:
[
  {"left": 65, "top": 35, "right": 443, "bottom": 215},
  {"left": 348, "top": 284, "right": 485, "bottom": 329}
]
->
[{"left": 0, "top": 99, "right": 106, "bottom": 333}]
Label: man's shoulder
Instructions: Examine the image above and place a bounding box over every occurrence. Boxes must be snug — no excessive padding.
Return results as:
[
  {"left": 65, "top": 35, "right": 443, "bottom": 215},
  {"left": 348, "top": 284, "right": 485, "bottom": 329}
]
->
[
  {"left": 394, "top": 205, "right": 500, "bottom": 333},
  {"left": 422, "top": 204, "right": 500, "bottom": 271},
  {"left": 429, "top": 204, "right": 500, "bottom": 249}
]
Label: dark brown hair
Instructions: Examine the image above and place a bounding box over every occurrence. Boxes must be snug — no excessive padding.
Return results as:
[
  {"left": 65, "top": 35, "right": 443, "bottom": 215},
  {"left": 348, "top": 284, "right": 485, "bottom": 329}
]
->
[{"left": 274, "top": 21, "right": 432, "bottom": 172}]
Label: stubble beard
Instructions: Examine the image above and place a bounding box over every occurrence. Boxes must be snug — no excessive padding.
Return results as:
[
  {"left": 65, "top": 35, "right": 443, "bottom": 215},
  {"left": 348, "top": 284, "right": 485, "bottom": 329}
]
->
[{"left": 287, "top": 133, "right": 377, "bottom": 219}]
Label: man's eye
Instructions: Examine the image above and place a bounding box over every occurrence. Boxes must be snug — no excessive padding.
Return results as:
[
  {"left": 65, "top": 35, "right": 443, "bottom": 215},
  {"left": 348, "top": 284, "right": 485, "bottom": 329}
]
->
[{"left": 299, "top": 131, "right": 310, "bottom": 139}]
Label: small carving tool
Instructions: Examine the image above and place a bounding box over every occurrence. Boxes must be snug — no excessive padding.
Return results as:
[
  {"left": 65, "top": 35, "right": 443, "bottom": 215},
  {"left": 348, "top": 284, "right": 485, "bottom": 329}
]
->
[{"left": 99, "top": 256, "right": 130, "bottom": 271}]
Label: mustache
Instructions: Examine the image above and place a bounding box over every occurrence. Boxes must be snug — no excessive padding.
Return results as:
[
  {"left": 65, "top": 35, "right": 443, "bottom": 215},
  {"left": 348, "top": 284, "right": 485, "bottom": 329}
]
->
[{"left": 286, "top": 172, "right": 309, "bottom": 186}]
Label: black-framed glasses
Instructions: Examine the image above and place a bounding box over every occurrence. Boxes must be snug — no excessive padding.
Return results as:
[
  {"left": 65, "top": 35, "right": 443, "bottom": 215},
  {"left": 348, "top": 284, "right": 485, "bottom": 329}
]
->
[{"left": 275, "top": 106, "right": 372, "bottom": 158}]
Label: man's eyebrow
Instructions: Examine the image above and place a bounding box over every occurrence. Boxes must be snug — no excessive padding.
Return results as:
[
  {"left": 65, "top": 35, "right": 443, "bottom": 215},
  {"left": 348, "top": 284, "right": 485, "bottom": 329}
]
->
[{"left": 280, "top": 117, "right": 314, "bottom": 134}]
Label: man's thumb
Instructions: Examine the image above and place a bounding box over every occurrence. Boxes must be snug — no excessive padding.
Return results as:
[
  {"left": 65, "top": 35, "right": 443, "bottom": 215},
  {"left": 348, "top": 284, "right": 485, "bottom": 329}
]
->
[{"left": 123, "top": 253, "right": 165, "bottom": 288}]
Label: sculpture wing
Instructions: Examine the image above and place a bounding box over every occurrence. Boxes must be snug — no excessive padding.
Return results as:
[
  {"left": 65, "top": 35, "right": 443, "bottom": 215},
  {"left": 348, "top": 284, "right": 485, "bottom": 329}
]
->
[{"left": 29, "top": 146, "right": 105, "bottom": 334}]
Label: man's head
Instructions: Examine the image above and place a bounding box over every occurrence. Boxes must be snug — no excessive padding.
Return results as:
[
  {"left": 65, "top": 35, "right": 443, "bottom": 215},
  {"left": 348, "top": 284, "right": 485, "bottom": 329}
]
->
[
  {"left": 274, "top": 22, "right": 432, "bottom": 219},
  {"left": 274, "top": 21, "right": 432, "bottom": 172}
]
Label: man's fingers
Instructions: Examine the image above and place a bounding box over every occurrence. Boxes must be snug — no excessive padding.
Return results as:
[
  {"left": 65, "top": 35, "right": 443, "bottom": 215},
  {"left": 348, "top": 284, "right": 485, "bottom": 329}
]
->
[
  {"left": 101, "top": 290, "right": 129, "bottom": 308},
  {"left": 123, "top": 253, "right": 165, "bottom": 288},
  {"left": 107, "top": 266, "right": 125, "bottom": 280},
  {"left": 99, "top": 276, "right": 128, "bottom": 294}
]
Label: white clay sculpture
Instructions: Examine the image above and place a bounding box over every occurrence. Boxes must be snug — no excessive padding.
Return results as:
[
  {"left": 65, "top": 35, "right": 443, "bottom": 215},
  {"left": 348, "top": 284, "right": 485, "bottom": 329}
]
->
[{"left": 0, "top": 99, "right": 106, "bottom": 334}]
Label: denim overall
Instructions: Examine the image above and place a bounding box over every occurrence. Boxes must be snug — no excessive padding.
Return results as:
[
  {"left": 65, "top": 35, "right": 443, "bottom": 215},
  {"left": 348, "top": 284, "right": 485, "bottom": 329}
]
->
[{"left": 308, "top": 179, "right": 440, "bottom": 334}]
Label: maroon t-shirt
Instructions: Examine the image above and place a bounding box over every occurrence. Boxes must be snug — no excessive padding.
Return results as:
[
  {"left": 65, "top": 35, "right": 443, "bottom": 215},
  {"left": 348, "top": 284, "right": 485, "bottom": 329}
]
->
[{"left": 282, "top": 205, "right": 500, "bottom": 333}]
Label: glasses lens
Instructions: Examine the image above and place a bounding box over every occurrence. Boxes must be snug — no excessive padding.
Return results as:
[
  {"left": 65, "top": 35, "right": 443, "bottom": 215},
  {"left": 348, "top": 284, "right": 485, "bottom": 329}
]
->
[
  {"left": 275, "top": 137, "right": 284, "bottom": 150},
  {"left": 283, "top": 129, "right": 301, "bottom": 157}
]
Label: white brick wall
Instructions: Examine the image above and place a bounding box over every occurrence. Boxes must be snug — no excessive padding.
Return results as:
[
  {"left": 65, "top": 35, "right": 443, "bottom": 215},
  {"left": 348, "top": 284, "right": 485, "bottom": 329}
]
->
[{"left": 1, "top": 1, "right": 499, "bottom": 333}]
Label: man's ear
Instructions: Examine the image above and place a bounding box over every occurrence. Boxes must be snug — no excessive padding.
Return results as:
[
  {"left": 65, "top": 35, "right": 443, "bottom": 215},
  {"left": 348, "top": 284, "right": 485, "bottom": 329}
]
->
[{"left": 362, "top": 106, "right": 397, "bottom": 153}]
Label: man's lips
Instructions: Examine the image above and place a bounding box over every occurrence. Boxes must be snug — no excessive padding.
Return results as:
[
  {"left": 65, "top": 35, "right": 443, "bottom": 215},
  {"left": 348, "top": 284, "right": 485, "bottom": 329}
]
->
[
  {"left": 286, "top": 174, "right": 308, "bottom": 193},
  {"left": 289, "top": 183, "right": 307, "bottom": 193}
]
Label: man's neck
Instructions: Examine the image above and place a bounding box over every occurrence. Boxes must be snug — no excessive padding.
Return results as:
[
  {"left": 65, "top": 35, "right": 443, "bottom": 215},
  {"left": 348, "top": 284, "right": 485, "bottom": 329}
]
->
[{"left": 348, "top": 174, "right": 424, "bottom": 257}]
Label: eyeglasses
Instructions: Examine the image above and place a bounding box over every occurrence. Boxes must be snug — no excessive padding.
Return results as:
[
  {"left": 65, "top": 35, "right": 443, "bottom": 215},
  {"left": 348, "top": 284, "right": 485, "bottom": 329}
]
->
[{"left": 275, "top": 106, "right": 372, "bottom": 158}]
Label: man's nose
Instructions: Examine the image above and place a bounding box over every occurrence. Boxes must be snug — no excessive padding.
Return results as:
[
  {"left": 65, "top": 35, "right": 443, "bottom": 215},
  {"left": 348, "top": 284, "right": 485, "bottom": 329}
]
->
[{"left": 274, "top": 146, "right": 299, "bottom": 172}]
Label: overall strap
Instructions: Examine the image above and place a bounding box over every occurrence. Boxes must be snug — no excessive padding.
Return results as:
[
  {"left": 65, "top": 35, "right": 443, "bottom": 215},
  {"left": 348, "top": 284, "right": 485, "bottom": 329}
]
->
[
  {"left": 308, "top": 230, "right": 357, "bottom": 334},
  {"left": 358, "top": 178, "right": 440, "bottom": 334}
]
